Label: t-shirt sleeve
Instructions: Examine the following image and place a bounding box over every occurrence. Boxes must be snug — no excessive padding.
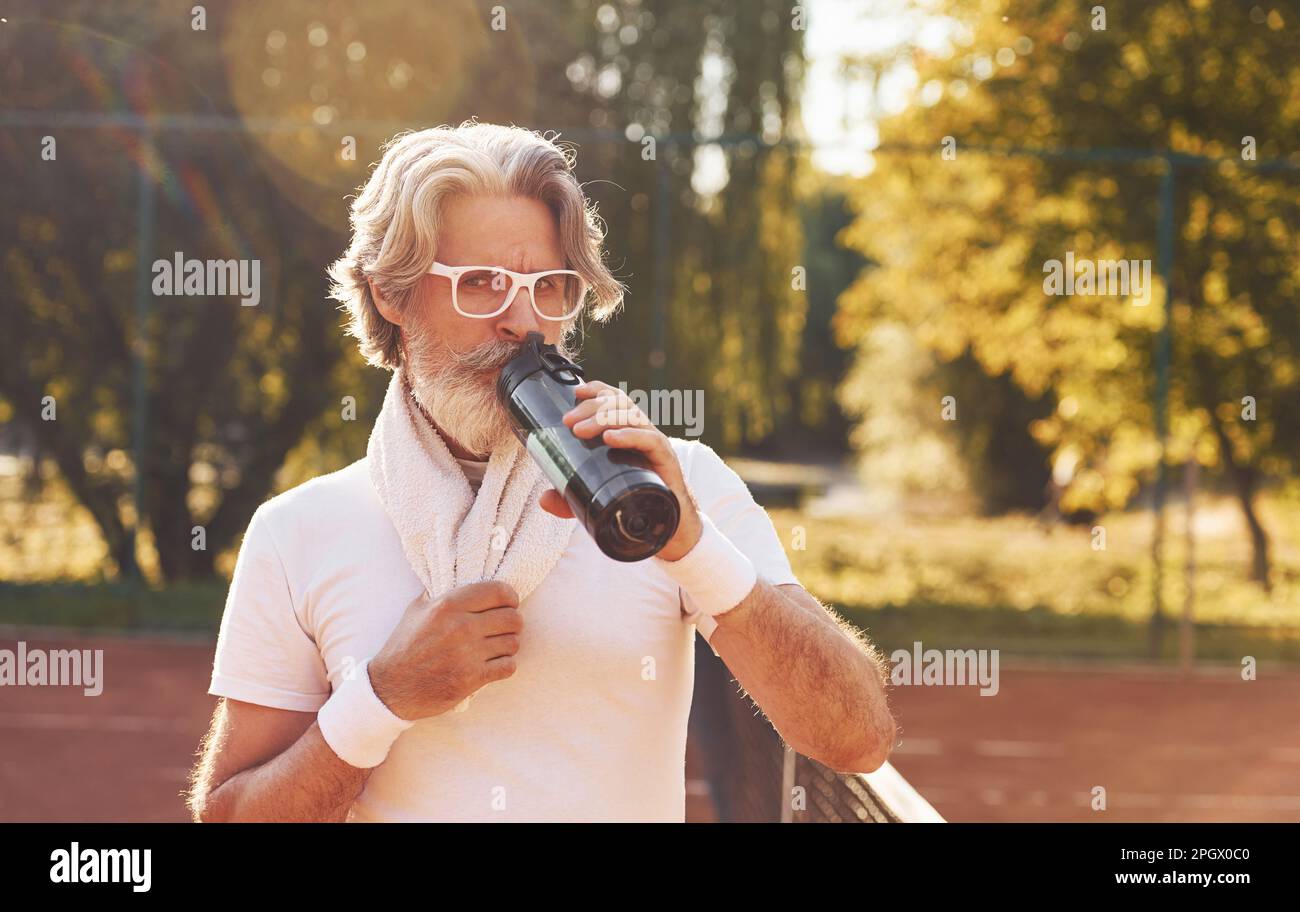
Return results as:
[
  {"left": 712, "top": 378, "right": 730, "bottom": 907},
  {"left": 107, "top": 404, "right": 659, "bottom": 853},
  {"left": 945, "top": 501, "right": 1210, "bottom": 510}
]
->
[
  {"left": 208, "top": 504, "right": 332, "bottom": 713},
  {"left": 676, "top": 440, "right": 802, "bottom": 646}
]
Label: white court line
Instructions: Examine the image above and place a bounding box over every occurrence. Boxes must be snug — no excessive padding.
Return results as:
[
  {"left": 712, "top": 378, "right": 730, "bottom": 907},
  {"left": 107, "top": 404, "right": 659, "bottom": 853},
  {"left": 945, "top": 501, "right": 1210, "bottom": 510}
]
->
[
  {"left": 973, "top": 739, "right": 1066, "bottom": 758},
  {"left": 1176, "top": 794, "right": 1300, "bottom": 812},
  {"left": 1073, "top": 791, "right": 1300, "bottom": 811},
  {"left": 0, "top": 712, "right": 193, "bottom": 733},
  {"left": 894, "top": 737, "right": 943, "bottom": 755},
  {"left": 903, "top": 738, "right": 1294, "bottom": 761}
]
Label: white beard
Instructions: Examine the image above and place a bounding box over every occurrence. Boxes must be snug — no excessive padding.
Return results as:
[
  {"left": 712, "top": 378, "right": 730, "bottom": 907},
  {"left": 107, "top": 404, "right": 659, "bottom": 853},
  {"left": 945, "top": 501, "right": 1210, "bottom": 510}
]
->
[{"left": 405, "top": 325, "right": 575, "bottom": 459}]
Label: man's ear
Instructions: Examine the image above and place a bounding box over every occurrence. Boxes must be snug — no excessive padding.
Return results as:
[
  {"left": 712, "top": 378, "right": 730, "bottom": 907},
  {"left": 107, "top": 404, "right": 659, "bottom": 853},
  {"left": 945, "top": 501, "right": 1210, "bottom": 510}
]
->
[{"left": 369, "top": 279, "right": 403, "bottom": 327}]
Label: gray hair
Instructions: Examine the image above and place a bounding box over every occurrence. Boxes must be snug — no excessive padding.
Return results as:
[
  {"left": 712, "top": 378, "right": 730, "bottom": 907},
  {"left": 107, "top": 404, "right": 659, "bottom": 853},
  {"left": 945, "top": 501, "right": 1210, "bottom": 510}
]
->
[{"left": 328, "top": 121, "right": 624, "bottom": 369}]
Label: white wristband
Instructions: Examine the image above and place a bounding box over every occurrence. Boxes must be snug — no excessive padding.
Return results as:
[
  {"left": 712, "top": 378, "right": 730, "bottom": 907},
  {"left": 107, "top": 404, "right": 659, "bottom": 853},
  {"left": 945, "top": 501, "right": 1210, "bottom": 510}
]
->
[
  {"left": 656, "top": 512, "right": 757, "bottom": 622},
  {"left": 317, "top": 660, "right": 414, "bottom": 769}
]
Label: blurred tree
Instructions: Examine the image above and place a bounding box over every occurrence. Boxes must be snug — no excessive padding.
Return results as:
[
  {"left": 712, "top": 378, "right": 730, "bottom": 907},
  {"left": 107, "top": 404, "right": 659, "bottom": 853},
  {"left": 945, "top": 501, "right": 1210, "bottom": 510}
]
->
[
  {"left": 561, "top": 0, "right": 809, "bottom": 451},
  {"left": 785, "top": 186, "right": 861, "bottom": 454},
  {"left": 0, "top": 0, "right": 810, "bottom": 581},
  {"left": 837, "top": 0, "right": 1299, "bottom": 587},
  {"left": 0, "top": 3, "right": 354, "bottom": 580}
]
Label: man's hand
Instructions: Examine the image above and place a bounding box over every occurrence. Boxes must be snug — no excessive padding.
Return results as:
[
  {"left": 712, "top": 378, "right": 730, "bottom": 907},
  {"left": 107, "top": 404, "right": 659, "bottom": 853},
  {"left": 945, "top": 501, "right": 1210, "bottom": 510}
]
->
[
  {"left": 540, "top": 379, "right": 704, "bottom": 562},
  {"left": 368, "top": 581, "right": 522, "bottom": 721}
]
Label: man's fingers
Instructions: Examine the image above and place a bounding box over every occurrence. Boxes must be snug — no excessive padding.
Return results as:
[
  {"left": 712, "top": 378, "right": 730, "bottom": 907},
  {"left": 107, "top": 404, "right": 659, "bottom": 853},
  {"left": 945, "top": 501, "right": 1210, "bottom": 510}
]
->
[
  {"left": 539, "top": 488, "right": 574, "bottom": 518},
  {"left": 569, "top": 398, "right": 651, "bottom": 438},
  {"left": 482, "top": 655, "right": 518, "bottom": 682},
  {"left": 457, "top": 579, "right": 520, "bottom": 611},
  {"left": 601, "top": 426, "right": 667, "bottom": 458},
  {"left": 563, "top": 390, "right": 617, "bottom": 426},
  {"left": 473, "top": 604, "right": 524, "bottom": 636},
  {"left": 574, "top": 380, "right": 617, "bottom": 400},
  {"left": 483, "top": 632, "right": 521, "bottom": 659}
]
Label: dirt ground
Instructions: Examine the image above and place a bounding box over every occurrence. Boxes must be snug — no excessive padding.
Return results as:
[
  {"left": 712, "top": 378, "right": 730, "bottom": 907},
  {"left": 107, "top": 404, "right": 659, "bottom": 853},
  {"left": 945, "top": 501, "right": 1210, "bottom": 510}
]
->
[{"left": 1, "top": 631, "right": 1297, "bottom": 822}]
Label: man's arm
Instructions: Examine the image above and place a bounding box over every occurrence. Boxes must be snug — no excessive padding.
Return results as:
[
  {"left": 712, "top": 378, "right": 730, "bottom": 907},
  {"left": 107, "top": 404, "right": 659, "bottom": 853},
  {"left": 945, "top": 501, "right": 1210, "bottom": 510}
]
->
[
  {"left": 554, "top": 379, "right": 897, "bottom": 776},
  {"left": 192, "top": 581, "right": 524, "bottom": 822},
  {"left": 707, "top": 581, "right": 896, "bottom": 774},
  {"left": 187, "top": 698, "right": 371, "bottom": 823}
]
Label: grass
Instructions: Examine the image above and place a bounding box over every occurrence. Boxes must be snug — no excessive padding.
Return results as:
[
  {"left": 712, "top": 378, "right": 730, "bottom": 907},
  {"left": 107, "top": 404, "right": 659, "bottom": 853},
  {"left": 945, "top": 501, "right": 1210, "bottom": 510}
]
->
[
  {"left": 767, "top": 493, "right": 1300, "bottom": 664},
  {"left": 0, "top": 580, "right": 227, "bottom": 634}
]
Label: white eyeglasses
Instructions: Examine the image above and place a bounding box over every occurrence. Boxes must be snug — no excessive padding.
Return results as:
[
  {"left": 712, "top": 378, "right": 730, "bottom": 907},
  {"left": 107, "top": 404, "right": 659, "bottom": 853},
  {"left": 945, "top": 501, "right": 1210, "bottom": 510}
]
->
[{"left": 428, "top": 262, "right": 590, "bottom": 321}]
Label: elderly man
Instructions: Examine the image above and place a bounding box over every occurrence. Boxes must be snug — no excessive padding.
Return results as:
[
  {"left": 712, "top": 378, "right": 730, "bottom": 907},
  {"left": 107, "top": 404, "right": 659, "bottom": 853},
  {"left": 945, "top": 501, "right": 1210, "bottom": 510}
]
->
[{"left": 187, "top": 121, "right": 894, "bottom": 823}]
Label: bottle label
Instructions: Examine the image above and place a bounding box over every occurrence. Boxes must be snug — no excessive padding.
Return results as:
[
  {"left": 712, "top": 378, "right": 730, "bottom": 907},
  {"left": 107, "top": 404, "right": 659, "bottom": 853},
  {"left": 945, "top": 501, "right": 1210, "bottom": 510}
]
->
[{"left": 525, "top": 427, "right": 577, "bottom": 491}]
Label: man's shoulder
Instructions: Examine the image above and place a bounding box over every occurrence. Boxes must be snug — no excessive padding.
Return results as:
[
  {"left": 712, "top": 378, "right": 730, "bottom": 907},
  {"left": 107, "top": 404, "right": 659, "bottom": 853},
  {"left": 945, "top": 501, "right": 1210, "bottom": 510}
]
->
[{"left": 254, "top": 458, "right": 382, "bottom": 538}]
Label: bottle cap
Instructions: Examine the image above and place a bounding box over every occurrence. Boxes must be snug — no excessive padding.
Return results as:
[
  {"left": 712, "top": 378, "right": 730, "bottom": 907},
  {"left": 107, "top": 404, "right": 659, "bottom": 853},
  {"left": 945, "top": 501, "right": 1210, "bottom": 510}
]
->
[{"left": 496, "top": 331, "right": 585, "bottom": 404}]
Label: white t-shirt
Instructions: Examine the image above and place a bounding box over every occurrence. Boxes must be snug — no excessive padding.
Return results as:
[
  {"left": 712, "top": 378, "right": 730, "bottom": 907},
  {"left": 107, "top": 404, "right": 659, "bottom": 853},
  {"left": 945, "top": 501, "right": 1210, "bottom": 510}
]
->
[
  {"left": 454, "top": 456, "right": 488, "bottom": 492},
  {"left": 208, "top": 437, "right": 800, "bottom": 822}
]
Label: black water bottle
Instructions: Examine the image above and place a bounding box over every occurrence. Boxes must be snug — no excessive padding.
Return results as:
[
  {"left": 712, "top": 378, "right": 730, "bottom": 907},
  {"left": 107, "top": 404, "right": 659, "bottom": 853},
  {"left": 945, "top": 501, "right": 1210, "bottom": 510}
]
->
[{"left": 497, "top": 332, "right": 680, "bottom": 562}]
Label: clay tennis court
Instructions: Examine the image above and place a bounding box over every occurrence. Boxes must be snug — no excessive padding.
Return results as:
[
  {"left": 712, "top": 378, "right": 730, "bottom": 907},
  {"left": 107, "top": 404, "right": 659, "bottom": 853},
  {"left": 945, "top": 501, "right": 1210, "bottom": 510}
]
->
[{"left": 1, "top": 630, "right": 1298, "bottom": 822}]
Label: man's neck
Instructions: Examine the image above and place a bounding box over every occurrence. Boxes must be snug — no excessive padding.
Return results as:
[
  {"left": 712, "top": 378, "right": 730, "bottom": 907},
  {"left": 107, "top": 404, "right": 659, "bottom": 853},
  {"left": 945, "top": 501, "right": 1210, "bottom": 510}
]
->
[{"left": 403, "top": 375, "right": 487, "bottom": 462}]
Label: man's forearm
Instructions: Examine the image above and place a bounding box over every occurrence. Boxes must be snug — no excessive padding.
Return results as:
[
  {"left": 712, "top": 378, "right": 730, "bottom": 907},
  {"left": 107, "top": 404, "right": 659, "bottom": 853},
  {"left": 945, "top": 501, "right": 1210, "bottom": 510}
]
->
[
  {"left": 709, "top": 579, "right": 896, "bottom": 773},
  {"left": 197, "top": 722, "right": 372, "bottom": 823}
]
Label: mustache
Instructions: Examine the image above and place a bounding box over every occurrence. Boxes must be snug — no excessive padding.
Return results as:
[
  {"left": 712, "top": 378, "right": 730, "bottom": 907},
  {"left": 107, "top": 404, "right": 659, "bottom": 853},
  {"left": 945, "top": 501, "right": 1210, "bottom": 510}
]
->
[
  {"left": 439, "top": 336, "right": 576, "bottom": 375},
  {"left": 447, "top": 338, "right": 526, "bottom": 373}
]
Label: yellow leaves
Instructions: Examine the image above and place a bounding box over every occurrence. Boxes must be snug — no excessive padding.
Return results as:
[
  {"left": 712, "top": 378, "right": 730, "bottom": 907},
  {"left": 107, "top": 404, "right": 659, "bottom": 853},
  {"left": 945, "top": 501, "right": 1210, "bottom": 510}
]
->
[
  {"left": 1210, "top": 209, "right": 1244, "bottom": 242},
  {"left": 1103, "top": 474, "right": 1139, "bottom": 508},
  {"left": 1271, "top": 358, "right": 1297, "bottom": 388},
  {"left": 1194, "top": 432, "right": 1220, "bottom": 469},
  {"left": 1183, "top": 193, "right": 1210, "bottom": 242},
  {"left": 1121, "top": 43, "right": 1150, "bottom": 80},
  {"left": 102, "top": 249, "right": 134, "bottom": 275},
  {"left": 1061, "top": 468, "right": 1104, "bottom": 512},
  {"left": 1266, "top": 217, "right": 1288, "bottom": 246},
  {"left": 916, "top": 317, "right": 968, "bottom": 363},
  {"left": 1202, "top": 270, "right": 1229, "bottom": 305},
  {"left": 1198, "top": 48, "right": 1223, "bottom": 83},
  {"left": 258, "top": 368, "right": 287, "bottom": 415},
  {"left": 1029, "top": 415, "right": 1060, "bottom": 446},
  {"left": 1215, "top": 401, "right": 1241, "bottom": 425},
  {"left": 1123, "top": 280, "right": 1167, "bottom": 328}
]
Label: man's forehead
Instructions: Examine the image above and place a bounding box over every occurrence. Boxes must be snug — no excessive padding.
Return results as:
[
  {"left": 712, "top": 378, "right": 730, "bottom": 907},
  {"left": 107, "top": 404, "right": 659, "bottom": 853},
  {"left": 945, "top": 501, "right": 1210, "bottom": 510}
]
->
[{"left": 435, "top": 195, "right": 564, "bottom": 270}]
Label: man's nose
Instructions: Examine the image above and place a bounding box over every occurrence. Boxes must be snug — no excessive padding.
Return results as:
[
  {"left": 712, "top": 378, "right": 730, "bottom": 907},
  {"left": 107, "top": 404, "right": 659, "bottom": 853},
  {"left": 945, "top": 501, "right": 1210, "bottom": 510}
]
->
[{"left": 494, "top": 281, "right": 545, "bottom": 343}]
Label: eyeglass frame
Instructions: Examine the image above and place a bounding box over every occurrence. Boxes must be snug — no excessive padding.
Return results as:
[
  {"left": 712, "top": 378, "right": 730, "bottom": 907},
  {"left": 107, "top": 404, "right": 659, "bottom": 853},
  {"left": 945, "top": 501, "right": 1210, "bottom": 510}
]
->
[{"left": 427, "top": 261, "right": 589, "bottom": 321}]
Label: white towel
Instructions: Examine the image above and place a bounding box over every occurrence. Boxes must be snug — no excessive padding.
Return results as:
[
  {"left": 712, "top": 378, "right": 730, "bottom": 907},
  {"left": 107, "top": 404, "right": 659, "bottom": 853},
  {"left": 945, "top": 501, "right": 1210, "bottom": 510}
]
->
[{"left": 366, "top": 369, "right": 577, "bottom": 708}]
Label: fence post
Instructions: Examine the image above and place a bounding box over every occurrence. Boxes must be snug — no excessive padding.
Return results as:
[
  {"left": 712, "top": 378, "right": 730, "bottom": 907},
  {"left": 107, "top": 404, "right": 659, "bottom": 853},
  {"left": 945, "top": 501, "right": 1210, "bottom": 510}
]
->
[
  {"left": 127, "top": 128, "right": 156, "bottom": 581},
  {"left": 1149, "top": 154, "right": 1176, "bottom": 658}
]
